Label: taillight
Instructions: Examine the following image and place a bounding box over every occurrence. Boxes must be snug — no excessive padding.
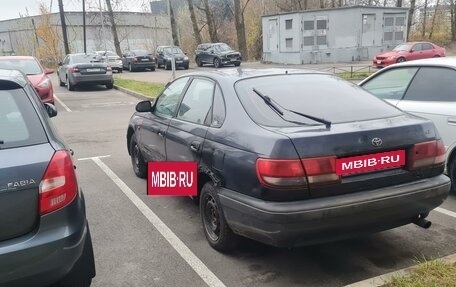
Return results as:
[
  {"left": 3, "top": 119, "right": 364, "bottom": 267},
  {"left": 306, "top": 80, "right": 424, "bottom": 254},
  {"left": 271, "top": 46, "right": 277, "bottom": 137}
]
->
[
  {"left": 301, "top": 156, "right": 340, "bottom": 185},
  {"left": 408, "top": 139, "right": 446, "bottom": 170},
  {"left": 256, "top": 159, "right": 307, "bottom": 188},
  {"left": 133, "top": 57, "right": 138, "bottom": 63},
  {"left": 107, "top": 66, "right": 112, "bottom": 71},
  {"left": 39, "top": 150, "right": 78, "bottom": 215},
  {"left": 70, "top": 67, "right": 80, "bottom": 73}
]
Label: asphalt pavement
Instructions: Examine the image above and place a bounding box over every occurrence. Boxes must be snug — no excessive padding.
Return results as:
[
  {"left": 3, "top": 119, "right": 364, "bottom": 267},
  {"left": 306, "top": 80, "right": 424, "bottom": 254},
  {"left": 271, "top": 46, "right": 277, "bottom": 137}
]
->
[{"left": 50, "top": 72, "right": 456, "bottom": 287}]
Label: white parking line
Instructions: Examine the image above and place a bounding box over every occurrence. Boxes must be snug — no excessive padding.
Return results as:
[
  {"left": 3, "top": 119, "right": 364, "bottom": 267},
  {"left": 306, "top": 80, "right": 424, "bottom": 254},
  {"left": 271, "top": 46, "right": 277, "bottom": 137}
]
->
[
  {"left": 90, "top": 156, "right": 226, "bottom": 287},
  {"left": 435, "top": 207, "right": 456, "bottom": 218},
  {"left": 77, "top": 155, "right": 111, "bottom": 161},
  {"left": 54, "top": 95, "right": 72, "bottom": 112}
]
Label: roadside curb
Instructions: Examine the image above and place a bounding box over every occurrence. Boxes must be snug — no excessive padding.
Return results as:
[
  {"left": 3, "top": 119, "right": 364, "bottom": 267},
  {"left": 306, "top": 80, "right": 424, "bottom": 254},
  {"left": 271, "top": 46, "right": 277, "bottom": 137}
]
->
[
  {"left": 344, "top": 253, "right": 456, "bottom": 287},
  {"left": 113, "top": 85, "right": 152, "bottom": 101}
]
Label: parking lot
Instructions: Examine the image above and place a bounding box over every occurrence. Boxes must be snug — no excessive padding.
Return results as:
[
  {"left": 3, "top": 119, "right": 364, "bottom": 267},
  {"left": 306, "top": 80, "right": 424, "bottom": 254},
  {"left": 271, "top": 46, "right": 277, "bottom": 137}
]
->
[{"left": 50, "top": 68, "right": 456, "bottom": 287}]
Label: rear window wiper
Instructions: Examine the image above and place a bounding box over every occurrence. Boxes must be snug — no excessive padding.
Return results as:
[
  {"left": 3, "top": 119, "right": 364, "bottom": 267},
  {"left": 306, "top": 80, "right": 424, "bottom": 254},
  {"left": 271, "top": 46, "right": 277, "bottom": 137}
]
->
[{"left": 252, "top": 88, "right": 331, "bottom": 128}]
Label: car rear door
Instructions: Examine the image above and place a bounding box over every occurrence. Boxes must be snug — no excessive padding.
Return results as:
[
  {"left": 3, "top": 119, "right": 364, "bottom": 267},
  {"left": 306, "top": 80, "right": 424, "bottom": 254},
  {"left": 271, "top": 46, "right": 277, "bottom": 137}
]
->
[
  {"left": 166, "top": 77, "right": 215, "bottom": 163},
  {"left": 396, "top": 66, "right": 456, "bottom": 152},
  {"left": 0, "top": 86, "right": 54, "bottom": 241},
  {"left": 420, "top": 43, "right": 435, "bottom": 59},
  {"left": 138, "top": 77, "right": 190, "bottom": 162}
]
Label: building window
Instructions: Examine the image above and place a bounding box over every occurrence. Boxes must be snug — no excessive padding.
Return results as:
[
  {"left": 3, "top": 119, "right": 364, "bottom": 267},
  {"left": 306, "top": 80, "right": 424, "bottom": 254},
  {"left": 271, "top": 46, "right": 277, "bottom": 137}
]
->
[
  {"left": 395, "top": 31, "right": 404, "bottom": 41},
  {"left": 317, "top": 36, "right": 327, "bottom": 45},
  {"left": 384, "top": 17, "right": 394, "bottom": 26},
  {"left": 304, "top": 21, "right": 314, "bottom": 30},
  {"left": 395, "top": 17, "right": 405, "bottom": 26},
  {"left": 285, "top": 38, "right": 293, "bottom": 48},
  {"left": 285, "top": 19, "right": 293, "bottom": 30},
  {"left": 304, "top": 36, "right": 314, "bottom": 46},
  {"left": 316, "top": 20, "right": 327, "bottom": 30},
  {"left": 384, "top": 32, "right": 393, "bottom": 41}
]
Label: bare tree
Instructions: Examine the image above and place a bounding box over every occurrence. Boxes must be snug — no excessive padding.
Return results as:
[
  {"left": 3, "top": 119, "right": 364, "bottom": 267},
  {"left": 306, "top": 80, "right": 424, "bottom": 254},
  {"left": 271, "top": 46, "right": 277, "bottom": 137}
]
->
[
  {"left": 422, "top": 0, "right": 428, "bottom": 38},
  {"left": 429, "top": 0, "right": 440, "bottom": 39},
  {"left": 57, "top": 0, "right": 70, "bottom": 54},
  {"left": 396, "top": 0, "right": 402, "bottom": 7},
  {"left": 452, "top": 0, "right": 456, "bottom": 41},
  {"left": 407, "top": 0, "right": 416, "bottom": 40},
  {"left": 187, "top": 0, "right": 202, "bottom": 44},
  {"left": 198, "top": 0, "right": 218, "bottom": 42},
  {"left": 169, "top": 2, "right": 180, "bottom": 46},
  {"left": 233, "top": 0, "right": 251, "bottom": 60},
  {"left": 105, "top": 0, "right": 122, "bottom": 56}
]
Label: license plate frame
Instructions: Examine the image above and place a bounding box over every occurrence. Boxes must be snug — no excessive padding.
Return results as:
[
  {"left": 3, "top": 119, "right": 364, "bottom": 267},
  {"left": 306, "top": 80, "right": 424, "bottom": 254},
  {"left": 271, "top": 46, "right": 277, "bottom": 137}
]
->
[
  {"left": 141, "top": 58, "right": 149, "bottom": 62},
  {"left": 86, "top": 68, "right": 101, "bottom": 72},
  {"left": 377, "top": 60, "right": 382, "bottom": 64}
]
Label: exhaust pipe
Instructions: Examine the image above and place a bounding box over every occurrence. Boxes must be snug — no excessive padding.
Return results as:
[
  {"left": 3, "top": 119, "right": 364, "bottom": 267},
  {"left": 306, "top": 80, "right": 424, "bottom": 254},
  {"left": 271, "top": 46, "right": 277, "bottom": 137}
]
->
[{"left": 413, "top": 214, "right": 432, "bottom": 229}]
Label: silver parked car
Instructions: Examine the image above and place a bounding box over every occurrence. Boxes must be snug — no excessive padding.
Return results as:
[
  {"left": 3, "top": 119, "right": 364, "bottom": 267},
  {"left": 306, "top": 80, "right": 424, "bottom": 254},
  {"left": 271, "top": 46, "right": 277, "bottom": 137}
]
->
[
  {"left": 94, "top": 50, "right": 123, "bottom": 73},
  {"left": 360, "top": 57, "right": 456, "bottom": 193}
]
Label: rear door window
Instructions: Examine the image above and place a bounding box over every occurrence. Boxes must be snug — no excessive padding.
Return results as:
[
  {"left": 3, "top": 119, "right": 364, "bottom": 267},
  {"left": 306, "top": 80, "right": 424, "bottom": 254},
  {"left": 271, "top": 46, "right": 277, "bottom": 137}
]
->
[
  {"left": 403, "top": 67, "right": 456, "bottom": 102},
  {"left": 0, "top": 88, "right": 47, "bottom": 149},
  {"left": 362, "top": 67, "right": 419, "bottom": 100}
]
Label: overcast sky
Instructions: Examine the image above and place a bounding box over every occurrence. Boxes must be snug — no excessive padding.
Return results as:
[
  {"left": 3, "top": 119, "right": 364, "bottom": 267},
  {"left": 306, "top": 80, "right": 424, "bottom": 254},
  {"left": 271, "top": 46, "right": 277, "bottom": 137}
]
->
[{"left": 0, "top": 0, "right": 149, "bottom": 21}]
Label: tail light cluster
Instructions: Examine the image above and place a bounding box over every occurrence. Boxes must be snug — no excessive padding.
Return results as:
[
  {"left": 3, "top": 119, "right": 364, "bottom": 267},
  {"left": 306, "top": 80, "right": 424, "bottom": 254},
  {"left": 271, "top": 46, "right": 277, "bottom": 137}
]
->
[
  {"left": 70, "top": 67, "right": 80, "bottom": 73},
  {"left": 39, "top": 150, "right": 78, "bottom": 215},
  {"left": 408, "top": 139, "right": 445, "bottom": 170},
  {"left": 107, "top": 66, "right": 112, "bottom": 71},
  {"left": 133, "top": 57, "right": 138, "bottom": 63},
  {"left": 256, "top": 139, "right": 445, "bottom": 189},
  {"left": 256, "top": 156, "right": 340, "bottom": 189}
]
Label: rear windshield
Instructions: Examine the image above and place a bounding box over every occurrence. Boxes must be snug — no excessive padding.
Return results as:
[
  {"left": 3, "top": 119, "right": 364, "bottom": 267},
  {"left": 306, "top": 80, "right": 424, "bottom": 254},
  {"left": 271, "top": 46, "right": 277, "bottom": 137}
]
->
[
  {"left": 0, "top": 59, "right": 42, "bottom": 75},
  {"left": 133, "top": 50, "right": 152, "bottom": 56},
  {"left": 71, "top": 54, "right": 99, "bottom": 64},
  {"left": 0, "top": 88, "right": 47, "bottom": 149},
  {"left": 234, "top": 74, "right": 402, "bottom": 127}
]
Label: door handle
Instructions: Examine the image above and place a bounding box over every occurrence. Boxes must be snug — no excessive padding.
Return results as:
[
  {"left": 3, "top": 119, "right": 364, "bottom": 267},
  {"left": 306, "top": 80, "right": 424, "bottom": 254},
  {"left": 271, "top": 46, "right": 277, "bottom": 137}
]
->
[
  {"left": 157, "top": 129, "right": 166, "bottom": 137},
  {"left": 190, "top": 141, "right": 200, "bottom": 152},
  {"left": 448, "top": 118, "right": 456, "bottom": 125}
]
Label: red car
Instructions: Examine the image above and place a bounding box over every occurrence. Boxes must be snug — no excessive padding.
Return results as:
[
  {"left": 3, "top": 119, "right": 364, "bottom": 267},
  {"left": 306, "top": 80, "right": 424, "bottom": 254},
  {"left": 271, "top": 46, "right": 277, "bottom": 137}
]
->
[
  {"left": 373, "top": 42, "right": 446, "bottom": 68},
  {"left": 0, "top": 56, "right": 55, "bottom": 104}
]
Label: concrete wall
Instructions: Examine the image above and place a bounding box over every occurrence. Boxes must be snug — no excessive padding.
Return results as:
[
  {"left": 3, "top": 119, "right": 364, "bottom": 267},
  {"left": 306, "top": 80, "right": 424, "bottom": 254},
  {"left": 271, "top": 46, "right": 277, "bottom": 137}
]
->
[{"left": 262, "top": 6, "right": 408, "bottom": 64}]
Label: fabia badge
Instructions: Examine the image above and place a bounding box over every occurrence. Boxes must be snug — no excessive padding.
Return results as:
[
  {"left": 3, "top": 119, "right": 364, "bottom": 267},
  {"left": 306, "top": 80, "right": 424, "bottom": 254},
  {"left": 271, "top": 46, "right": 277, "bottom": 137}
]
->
[{"left": 371, "top": 137, "right": 383, "bottom": 147}]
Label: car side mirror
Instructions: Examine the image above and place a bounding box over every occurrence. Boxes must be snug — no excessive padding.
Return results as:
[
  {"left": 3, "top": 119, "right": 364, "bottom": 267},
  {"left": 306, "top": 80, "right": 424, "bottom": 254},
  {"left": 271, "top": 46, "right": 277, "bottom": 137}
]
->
[
  {"left": 44, "top": 103, "right": 58, "bottom": 118},
  {"left": 136, "top": 100, "right": 152, "bottom": 112},
  {"left": 45, "top": 68, "right": 54, "bottom": 74}
]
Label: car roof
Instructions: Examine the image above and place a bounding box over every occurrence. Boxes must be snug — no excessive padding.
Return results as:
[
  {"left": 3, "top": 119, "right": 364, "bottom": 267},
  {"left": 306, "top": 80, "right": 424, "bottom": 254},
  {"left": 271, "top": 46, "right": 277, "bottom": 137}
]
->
[
  {"left": 387, "top": 57, "right": 456, "bottom": 69},
  {"left": 0, "top": 68, "right": 28, "bottom": 87},
  {"left": 179, "top": 68, "right": 326, "bottom": 83}
]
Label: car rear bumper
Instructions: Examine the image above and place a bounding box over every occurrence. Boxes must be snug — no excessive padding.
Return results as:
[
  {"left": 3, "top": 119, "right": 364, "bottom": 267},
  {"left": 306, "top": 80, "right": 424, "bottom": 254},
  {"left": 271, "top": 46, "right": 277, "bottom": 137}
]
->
[
  {"left": 218, "top": 175, "right": 450, "bottom": 247},
  {"left": 71, "top": 73, "right": 113, "bottom": 85},
  {"left": 132, "top": 62, "right": 156, "bottom": 68},
  {"left": 0, "top": 192, "right": 90, "bottom": 287}
]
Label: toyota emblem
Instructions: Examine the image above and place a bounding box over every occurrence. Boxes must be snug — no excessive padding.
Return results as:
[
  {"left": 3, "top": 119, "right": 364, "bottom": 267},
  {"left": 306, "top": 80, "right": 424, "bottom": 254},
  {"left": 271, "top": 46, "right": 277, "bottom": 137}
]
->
[{"left": 371, "top": 138, "right": 383, "bottom": 147}]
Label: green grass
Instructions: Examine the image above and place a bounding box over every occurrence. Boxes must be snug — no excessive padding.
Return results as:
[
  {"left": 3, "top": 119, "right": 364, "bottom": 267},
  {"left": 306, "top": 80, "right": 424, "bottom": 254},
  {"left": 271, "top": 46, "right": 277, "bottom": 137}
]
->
[
  {"left": 114, "top": 77, "right": 164, "bottom": 98},
  {"left": 337, "top": 71, "right": 374, "bottom": 80},
  {"left": 387, "top": 260, "right": 456, "bottom": 287}
]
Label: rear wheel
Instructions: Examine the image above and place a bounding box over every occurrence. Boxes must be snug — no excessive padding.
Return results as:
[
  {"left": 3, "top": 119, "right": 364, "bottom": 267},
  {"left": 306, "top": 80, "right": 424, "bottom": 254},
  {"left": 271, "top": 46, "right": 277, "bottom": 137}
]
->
[
  {"left": 184, "top": 63, "right": 189, "bottom": 70},
  {"left": 66, "top": 76, "right": 75, "bottom": 91},
  {"left": 200, "top": 182, "right": 238, "bottom": 252},
  {"left": 130, "top": 135, "right": 147, "bottom": 178},
  {"left": 106, "top": 83, "right": 113, "bottom": 89},
  {"left": 433, "top": 55, "right": 441, "bottom": 58},
  {"left": 196, "top": 57, "right": 203, "bottom": 67},
  {"left": 166, "top": 62, "right": 171, "bottom": 70},
  {"left": 58, "top": 73, "right": 65, "bottom": 87},
  {"left": 129, "top": 63, "right": 134, "bottom": 72},
  {"left": 234, "top": 62, "right": 240, "bottom": 67},
  {"left": 151, "top": 66, "right": 156, "bottom": 71},
  {"left": 396, "top": 57, "right": 406, "bottom": 63},
  {"left": 450, "top": 160, "right": 456, "bottom": 194},
  {"left": 213, "top": 58, "right": 221, "bottom": 68}
]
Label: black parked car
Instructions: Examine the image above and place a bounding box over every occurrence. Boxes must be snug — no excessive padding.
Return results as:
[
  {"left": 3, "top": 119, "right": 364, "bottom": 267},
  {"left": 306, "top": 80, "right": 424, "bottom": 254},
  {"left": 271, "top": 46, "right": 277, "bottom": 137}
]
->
[
  {"left": 156, "top": 46, "right": 189, "bottom": 70},
  {"left": 127, "top": 69, "right": 450, "bottom": 251},
  {"left": 57, "top": 53, "right": 114, "bottom": 91},
  {"left": 195, "top": 43, "right": 241, "bottom": 68},
  {"left": 122, "top": 50, "right": 156, "bottom": 72},
  {"left": 0, "top": 69, "right": 95, "bottom": 286}
]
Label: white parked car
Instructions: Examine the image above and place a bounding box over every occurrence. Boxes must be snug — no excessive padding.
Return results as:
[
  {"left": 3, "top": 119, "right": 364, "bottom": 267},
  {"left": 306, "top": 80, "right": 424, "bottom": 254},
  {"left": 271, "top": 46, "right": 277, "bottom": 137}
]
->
[{"left": 360, "top": 57, "right": 456, "bottom": 193}]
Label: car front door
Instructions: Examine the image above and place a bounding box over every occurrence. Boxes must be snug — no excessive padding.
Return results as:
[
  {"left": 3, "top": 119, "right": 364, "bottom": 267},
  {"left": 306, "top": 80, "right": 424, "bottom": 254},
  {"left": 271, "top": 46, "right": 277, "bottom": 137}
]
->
[
  {"left": 396, "top": 66, "right": 456, "bottom": 153},
  {"left": 138, "top": 77, "right": 190, "bottom": 162},
  {"left": 166, "top": 77, "right": 215, "bottom": 163},
  {"left": 409, "top": 43, "right": 422, "bottom": 60}
]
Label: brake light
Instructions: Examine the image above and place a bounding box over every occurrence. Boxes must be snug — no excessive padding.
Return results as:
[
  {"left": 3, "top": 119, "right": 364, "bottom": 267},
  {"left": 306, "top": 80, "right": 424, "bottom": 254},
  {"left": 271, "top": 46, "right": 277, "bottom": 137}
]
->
[
  {"left": 70, "top": 67, "right": 79, "bottom": 73},
  {"left": 408, "top": 139, "right": 446, "bottom": 170},
  {"left": 133, "top": 57, "right": 138, "bottom": 63},
  {"left": 107, "top": 66, "right": 112, "bottom": 71},
  {"left": 301, "top": 156, "right": 340, "bottom": 185},
  {"left": 256, "top": 159, "right": 307, "bottom": 188},
  {"left": 39, "top": 150, "right": 78, "bottom": 215}
]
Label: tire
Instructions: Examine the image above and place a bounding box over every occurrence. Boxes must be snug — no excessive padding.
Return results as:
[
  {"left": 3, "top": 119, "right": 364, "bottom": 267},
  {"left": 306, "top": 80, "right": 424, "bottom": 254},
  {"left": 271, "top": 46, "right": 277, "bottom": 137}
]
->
[
  {"left": 184, "top": 63, "right": 189, "bottom": 70},
  {"left": 129, "top": 63, "right": 134, "bottom": 72},
  {"left": 130, "top": 135, "right": 147, "bottom": 178},
  {"left": 213, "top": 58, "right": 221, "bottom": 68},
  {"left": 433, "top": 55, "right": 441, "bottom": 58},
  {"left": 450, "top": 160, "right": 456, "bottom": 194},
  {"left": 118, "top": 68, "right": 123, "bottom": 73},
  {"left": 66, "top": 76, "right": 75, "bottom": 91},
  {"left": 396, "top": 57, "right": 406, "bottom": 63},
  {"left": 58, "top": 73, "right": 65, "bottom": 87},
  {"left": 234, "top": 62, "right": 240, "bottom": 67},
  {"left": 166, "top": 62, "right": 171, "bottom": 70},
  {"left": 106, "top": 82, "right": 113, "bottom": 89},
  {"left": 196, "top": 57, "right": 203, "bottom": 67},
  {"left": 151, "top": 66, "right": 156, "bottom": 71},
  {"left": 200, "top": 182, "right": 239, "bottom": 252}
]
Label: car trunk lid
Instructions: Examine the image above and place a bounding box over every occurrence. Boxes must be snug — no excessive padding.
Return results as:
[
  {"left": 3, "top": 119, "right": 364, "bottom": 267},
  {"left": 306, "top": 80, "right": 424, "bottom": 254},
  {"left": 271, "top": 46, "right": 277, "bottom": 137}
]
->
[
  {"left": 0, "top": 144, "right": 55, "bottom": 241},
  {"left": 76, "top": 63, "right": 108, "bottom": 75}
]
